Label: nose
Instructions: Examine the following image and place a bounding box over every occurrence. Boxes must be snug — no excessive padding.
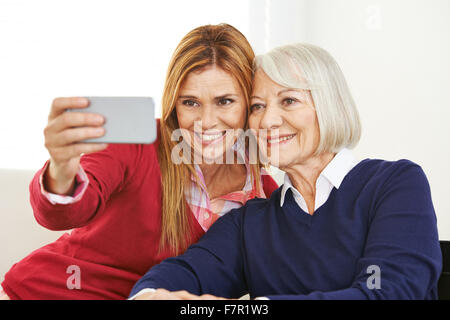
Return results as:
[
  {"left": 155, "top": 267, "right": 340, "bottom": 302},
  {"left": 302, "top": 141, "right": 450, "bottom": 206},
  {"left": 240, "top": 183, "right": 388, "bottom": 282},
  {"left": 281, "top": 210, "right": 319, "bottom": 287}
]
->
[
  {"left": 259, "top": 104, "right": 283, "bottom": 130},
  {"left": 199, "top": 105, "right": 218, "bottom": 131}
]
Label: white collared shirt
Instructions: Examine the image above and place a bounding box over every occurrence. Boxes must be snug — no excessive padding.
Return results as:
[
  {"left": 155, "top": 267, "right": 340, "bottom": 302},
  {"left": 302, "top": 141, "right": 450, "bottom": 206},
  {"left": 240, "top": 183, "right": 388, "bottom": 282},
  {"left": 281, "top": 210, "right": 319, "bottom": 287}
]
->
[{"left": 279, "top": 148, "right": 359, "bottom": 214}]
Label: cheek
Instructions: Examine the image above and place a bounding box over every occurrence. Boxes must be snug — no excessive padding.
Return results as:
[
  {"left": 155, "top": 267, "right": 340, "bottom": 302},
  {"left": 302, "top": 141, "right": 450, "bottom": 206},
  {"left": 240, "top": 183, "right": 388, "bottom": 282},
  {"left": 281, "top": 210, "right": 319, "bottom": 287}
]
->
[
  {"left": 302, "top": 109, "right": 317, "bottom": 126},
  {"left": 306, "top": 112, "right": 320, "bottom": 141},
  {"left": 175, "top": 106, "right": 194, "bottom": 130},
  {"left": 288, "top": 109, "right": 320, "bottom": 152},
  {"left": 305, "top": 117, "right": 321, "bottom": 153},
  {"left": 291, "top": 109, "right": 317, "bottom": 133},
  {"left": 223, "top": 103, "right": 247, "bottom": 129}
]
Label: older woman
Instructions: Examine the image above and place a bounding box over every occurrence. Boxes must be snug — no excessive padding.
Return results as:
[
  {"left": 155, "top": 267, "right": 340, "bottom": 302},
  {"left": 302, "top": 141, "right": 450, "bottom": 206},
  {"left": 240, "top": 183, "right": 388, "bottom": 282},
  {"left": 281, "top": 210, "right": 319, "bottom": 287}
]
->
[{"left": 130, "top": 43, "right": 442, "bottom": 300}]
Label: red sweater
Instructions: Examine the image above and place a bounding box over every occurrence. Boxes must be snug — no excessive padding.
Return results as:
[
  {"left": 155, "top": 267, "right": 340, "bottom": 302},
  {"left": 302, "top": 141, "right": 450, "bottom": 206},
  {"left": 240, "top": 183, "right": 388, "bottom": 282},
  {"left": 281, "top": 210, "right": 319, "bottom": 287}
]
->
[{"left": 2, "top": 132, "right": 278, "bottom": 300}]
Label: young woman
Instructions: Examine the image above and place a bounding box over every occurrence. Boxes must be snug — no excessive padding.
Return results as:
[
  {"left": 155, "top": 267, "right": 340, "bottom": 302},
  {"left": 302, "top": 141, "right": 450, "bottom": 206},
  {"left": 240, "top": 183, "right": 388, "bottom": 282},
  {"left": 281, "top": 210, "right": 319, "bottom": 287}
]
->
[
  {"left": 130, "top": 43, "right": 442, "bottom": 300},
  {"left": 0, "top": 24, "right": 278, "bottom": 300}
]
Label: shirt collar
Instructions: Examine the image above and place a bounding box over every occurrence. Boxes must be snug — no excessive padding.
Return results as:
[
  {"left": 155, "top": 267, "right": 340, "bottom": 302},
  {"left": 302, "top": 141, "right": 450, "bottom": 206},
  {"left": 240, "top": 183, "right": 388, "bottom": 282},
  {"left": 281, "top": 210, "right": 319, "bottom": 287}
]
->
[
  {"left": 188, "top": 139, "right": 260, "bottom": 204},
  {"left": 320, "top": 148, "right": 359, "bottom": 189},
  {"left": 280, "top": 148, "right": 358, "bottom": 207}
]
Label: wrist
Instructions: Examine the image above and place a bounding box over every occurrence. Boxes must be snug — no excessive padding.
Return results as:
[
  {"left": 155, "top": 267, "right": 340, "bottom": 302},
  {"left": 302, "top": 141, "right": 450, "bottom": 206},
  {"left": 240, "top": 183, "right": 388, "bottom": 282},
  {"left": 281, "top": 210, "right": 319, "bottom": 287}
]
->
[{"left": 44, "top": 161, "right": 77, "bottom": 195}]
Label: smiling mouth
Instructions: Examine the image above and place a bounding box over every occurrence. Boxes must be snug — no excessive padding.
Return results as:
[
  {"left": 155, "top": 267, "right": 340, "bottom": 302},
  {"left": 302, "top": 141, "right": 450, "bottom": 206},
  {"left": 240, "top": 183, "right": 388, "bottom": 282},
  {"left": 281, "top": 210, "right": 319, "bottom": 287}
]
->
[
  {"left": 194, "top": 131, "right": 226, "bottom": 144},
  {"left": 267, "top": 133, "right": 297, "bottom": 145}
]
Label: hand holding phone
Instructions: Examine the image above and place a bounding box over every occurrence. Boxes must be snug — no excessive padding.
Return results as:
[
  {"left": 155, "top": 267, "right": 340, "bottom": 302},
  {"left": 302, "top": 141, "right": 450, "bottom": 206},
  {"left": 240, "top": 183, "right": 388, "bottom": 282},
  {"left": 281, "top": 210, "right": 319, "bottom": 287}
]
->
[
  {"left": 43, "top": 96, "right": 156, "bottom": 195},
  {"left": 44, "top": 97, "right": 108, "bottom": 195},
  {"left": 66, "top": 97, "right": 156, "bottom": 144}
]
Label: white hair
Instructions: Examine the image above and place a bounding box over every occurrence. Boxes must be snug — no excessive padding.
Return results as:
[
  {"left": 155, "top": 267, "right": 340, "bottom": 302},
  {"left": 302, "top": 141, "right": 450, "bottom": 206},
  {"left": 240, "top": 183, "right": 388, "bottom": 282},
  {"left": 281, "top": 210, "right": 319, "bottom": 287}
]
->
[{"left": 254, "top": 43, "right": 361, "bottom": 154}]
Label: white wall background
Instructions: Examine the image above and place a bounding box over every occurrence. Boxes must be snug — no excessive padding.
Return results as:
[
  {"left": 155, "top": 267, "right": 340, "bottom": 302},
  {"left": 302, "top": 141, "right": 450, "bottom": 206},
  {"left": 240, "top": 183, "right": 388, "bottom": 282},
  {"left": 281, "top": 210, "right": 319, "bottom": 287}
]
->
[
  {"left": 0, "top": 0, "right": 250, "bottom": 169},
  {"left": 0, "top": 0, "right": 448, "bottom": 275},
  {"left": 306, "top": 0, "right": 450, "bottom": 240},
  {"left": 250, "top": 0, "right": 450, "bottom": 239}
]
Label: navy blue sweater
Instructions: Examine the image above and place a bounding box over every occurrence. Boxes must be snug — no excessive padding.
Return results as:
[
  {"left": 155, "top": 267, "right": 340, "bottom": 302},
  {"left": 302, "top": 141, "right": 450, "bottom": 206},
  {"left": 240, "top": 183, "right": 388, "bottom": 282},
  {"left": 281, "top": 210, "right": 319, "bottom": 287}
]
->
[{"left": 130, "top": 159, "right": 442, "bottom": 299}]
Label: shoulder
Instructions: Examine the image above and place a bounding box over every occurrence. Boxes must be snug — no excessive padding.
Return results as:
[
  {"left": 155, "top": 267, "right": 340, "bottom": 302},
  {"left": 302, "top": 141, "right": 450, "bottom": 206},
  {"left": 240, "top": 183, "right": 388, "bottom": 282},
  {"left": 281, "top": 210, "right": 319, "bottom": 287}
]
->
[
  {"left": 218, "top": 189, "right": 280, "bottom": 222},
  {"left": 364, "top": 158, "right": 421, "bottom": 172},
  {"left": 340, "top": 159, "right": 432, "bottom": 211},
  {"left": 350, "top": 158, "right": 433, "bottom": 211},
  {"left": 236, "top": 187, "right": 282, "bottom": 219},
  {"left": 350, "top": 158, "right": 427, "bottom": 186},
  {"left": 378, "top": 159, "right": 431, "bottom": 193},
  {"left": 208, "top": 187, "right": 283, "bottom": 241}
]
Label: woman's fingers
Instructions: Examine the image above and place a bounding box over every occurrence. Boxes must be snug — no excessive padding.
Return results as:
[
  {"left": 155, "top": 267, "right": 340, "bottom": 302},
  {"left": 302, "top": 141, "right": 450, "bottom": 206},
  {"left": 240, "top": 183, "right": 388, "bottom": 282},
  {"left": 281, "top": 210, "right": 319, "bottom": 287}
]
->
[
  {"left": 48, "top": 111, "right": 104, "bottom": 134},
  {"left": 47, "top": 126, "right": 105, "bottom": 147},
  {"left": 133, "top": 289, "right": 220, "bottom": 300},
  {"left": 43, "top": 97, "right": 108, "bottom": 192},
  {"left": 45, "top": 97, "right": 106, "bottom": 149},
  {"left": 153, "top": 289, "right": 199, "bottom": 300},
  {"left": 134, "top": 289, "right": 185, "bottom": 300},
  {"left": 48, "top": 97, "right": 90, "bottom": 120},
  {"left": 173, "top": 290, "right": 202, "bottom": 300},
  {"left": 198, "top": 294, "right": 227, "bottom": 300}
]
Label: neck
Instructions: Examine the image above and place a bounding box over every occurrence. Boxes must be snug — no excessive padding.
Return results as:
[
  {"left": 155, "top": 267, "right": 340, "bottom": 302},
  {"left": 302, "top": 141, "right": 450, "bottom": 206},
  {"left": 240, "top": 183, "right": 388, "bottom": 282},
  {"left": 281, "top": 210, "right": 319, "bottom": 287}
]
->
[
  {"left": 198, "top": 162, "right": 224, "bottom": 184},
  {"left": 284, "top": 152, "right": 335, "bottom": 198},
  {"left": 198, "top": 160, "right": 238, "bottom": 184},
  {"left": 198, "top": 161, "right": 247, "bottom": 199}
]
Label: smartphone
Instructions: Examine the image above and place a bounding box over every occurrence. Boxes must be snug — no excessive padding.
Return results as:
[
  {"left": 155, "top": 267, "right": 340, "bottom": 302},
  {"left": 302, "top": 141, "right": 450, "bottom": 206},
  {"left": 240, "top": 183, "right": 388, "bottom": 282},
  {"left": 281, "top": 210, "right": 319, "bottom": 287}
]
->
[{"left": 66, "top": 97, "right": 157, "bottom": 144}]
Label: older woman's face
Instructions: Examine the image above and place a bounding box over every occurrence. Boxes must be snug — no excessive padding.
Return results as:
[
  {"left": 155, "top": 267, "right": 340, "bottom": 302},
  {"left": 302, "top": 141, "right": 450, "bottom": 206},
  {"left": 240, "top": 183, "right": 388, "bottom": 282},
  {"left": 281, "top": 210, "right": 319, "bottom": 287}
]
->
[
  {"left": 249, "top": 69, "right": 320, "bottom": 169},
  {"left": 176, "top": 66, "right": 247, "bottom": 163}
]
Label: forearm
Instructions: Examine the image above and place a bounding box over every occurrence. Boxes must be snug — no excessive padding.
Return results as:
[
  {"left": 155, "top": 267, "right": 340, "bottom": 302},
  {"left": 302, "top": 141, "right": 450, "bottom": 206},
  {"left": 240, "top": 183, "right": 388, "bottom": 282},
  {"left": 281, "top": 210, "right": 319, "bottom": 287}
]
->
[
  {"left": 130, "top": 209, "right": 247, "bottom": 299},
  {"left": 30, "top": 144, "right": 136, "bottom": 230},
  {"left": 130, "top": 258, "right": 203, "bottom": 298},
  {"left": 30, "top": 160, "right": 100, "bottom": 230}
]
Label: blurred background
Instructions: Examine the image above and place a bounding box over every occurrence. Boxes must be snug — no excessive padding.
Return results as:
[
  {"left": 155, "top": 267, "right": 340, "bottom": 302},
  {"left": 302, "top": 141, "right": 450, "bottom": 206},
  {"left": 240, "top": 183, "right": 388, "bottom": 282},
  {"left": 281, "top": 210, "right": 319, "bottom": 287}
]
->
[{"left": 0, "top": 0, "right": 449, "bottom": 278}]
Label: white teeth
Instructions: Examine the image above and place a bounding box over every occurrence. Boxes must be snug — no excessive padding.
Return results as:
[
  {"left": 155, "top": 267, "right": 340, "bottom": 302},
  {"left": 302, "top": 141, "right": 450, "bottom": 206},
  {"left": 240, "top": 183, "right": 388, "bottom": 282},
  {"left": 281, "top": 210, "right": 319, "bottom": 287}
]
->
[
  {"left": 196, "top": 132, "right": 224, "bottom": 141},
  {"left": 203, "top": 134, "right": 222, "bottom": 141},
  {"left": 268, "top": 134, "right": 295, "bottom": 144}
]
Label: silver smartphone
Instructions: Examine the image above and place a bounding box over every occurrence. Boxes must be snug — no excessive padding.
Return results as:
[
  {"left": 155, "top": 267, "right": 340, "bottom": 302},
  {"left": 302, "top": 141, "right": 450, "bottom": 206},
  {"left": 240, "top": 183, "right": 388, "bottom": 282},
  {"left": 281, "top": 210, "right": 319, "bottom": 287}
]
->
[{"left": 66, "top": 97, "right": 157, "bottom": 144}]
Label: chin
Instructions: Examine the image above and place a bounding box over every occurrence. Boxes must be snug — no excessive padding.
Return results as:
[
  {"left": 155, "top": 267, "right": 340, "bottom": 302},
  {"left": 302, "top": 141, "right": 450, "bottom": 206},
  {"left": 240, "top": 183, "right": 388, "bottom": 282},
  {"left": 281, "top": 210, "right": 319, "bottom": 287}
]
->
[{"left": 267, "top": 157, "right": 291, "bottom": 170}]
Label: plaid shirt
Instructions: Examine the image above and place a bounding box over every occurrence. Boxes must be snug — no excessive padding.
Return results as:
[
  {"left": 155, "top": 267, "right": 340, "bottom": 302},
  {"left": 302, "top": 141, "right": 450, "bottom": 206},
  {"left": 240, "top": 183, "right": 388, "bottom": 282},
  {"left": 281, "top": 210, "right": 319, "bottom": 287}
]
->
[{"left": 187, "top": 144, "right": 266, "bottom": 232}]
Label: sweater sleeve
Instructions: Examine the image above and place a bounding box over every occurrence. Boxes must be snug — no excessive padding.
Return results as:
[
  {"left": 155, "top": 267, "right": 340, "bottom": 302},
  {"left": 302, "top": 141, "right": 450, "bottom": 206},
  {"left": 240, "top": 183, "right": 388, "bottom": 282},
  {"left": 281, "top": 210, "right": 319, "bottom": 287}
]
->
[
  {"left": 39, "top": 161, "right": 89, "bottom": 205},
  {"left": 265, "top": 161, "right": 442, "bottom": 300},
  {"left": 129, "top": 208, "right": 247, "bottom": 299},
  {"left": 29, "top": 143, "right": 144, "bottom": 230}
]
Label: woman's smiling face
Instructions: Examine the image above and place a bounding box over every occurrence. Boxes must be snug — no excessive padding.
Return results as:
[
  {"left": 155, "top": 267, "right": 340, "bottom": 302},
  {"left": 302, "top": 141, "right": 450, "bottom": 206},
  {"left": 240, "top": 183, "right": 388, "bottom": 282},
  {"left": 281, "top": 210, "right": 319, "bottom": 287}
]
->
[
  {"left": 249, "top": 68, "right": 320, "bottom": 169},
  {"left": 175, "top": 65, "right": 247, "bottom": 163}
]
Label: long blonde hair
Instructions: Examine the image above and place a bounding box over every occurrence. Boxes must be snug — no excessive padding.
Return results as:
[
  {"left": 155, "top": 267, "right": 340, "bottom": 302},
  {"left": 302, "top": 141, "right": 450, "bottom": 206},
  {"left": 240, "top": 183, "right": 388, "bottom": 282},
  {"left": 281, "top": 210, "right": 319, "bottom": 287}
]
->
[{"left": 158, "top": 24, "right": 258, "bottom": 255}]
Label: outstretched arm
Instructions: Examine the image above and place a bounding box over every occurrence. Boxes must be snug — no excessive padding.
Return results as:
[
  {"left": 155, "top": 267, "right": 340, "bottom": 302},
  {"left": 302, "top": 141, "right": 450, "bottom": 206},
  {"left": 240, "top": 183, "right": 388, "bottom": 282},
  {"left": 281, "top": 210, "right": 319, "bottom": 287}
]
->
[{"left": 129, "top": 208, "right": 247, "bottom": 299}]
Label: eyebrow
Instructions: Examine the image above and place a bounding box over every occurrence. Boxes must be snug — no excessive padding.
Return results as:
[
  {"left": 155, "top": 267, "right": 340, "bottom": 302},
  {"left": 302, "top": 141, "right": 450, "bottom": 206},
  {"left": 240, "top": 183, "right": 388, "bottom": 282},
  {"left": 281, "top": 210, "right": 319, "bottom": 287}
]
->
[
  {"left": 250, "top": 89, "right": 304, "bottom": 100},
  {"left": 277, "top": 89, "right": 303, "bottom": 96},
  {"left": 178, "top": 94, "right": 238, "bottom": 100},
  {"left": 214, "top": 94, "right": 238, "bottom": 101}
]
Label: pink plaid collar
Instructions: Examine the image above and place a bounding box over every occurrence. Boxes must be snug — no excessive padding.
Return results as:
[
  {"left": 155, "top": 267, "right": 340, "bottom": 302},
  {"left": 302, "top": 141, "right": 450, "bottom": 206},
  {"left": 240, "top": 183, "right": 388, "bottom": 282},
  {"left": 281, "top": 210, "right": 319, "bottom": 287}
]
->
[{"left": 186, "top": 145, "right": 266, "bottom": 231}]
